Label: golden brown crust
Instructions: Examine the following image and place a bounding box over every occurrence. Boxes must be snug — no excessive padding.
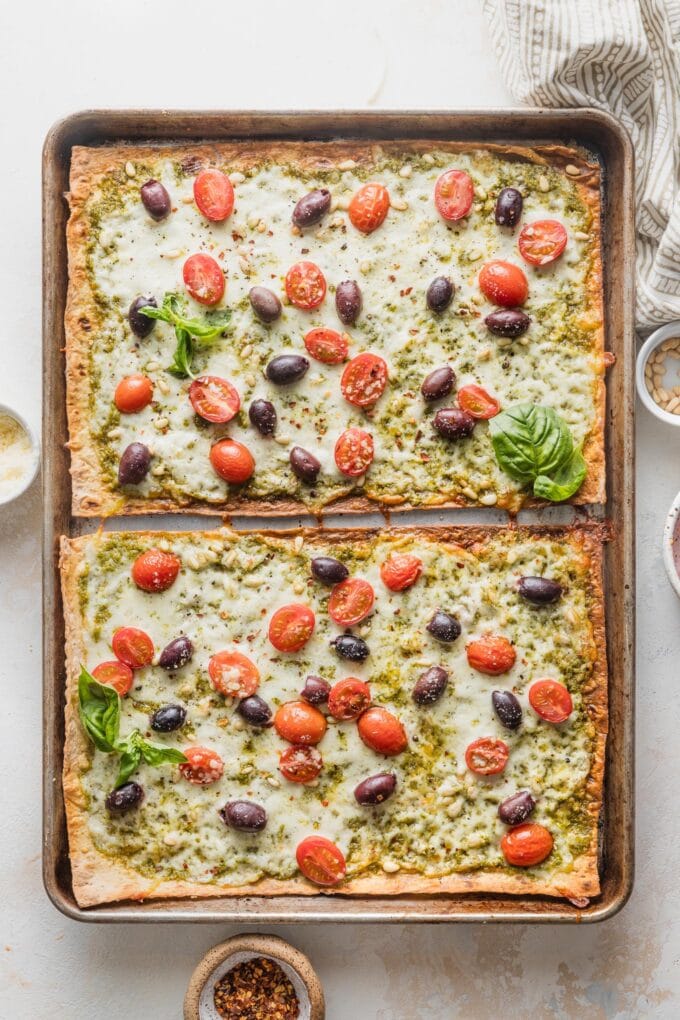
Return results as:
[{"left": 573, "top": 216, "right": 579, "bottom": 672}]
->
[
  {"left": 65, "top": 140, "right": 605, "bottom": 517},
  {"left": 61, "top": 523, "right": 607, "bottom": 907}
]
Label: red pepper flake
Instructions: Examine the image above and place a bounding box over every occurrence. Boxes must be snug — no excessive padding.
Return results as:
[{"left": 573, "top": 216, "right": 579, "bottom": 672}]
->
[
  {"left": 399, "top": 287, "right": 413, "bottom": 297},
  {"left": 213, "top": 957, "right": 299, "bottom": 1019},
  {"left": 388, "top": 274, "right": 396, "bottom": 282}
]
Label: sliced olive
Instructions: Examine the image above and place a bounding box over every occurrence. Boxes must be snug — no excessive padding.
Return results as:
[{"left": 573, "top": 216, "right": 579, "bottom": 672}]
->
[
  {"left": 140, "top": 179, "right": 171, "bottom": 221},
  {"left": 249, "top": 399, "right": 277, "bottom": 436},
  {"left": 249, "top": 286, "right": 282, "bottom": 323},
  {"left": 311, "top": 556, "right": 349, "bottom": 585},
  {"left": 484, "top": 308, "right": 531, "bottom": 338},
  {"left": 220, "top": 800, "right": 267, "bottom": 832},
  {"left": 237, "top": 695, "right": 272, "bottom": 727},
  {"left": 158, "top": 636, "right": 193, "bottom": 670},
  {"left": 421, "top": 366, "right": 455, "bottom": 401},
  {"left": 413, "top": 666, "right": 449, "bottom": 705},
  {"left": 426, "top": 611, "right": 461, "bottom": 643},
  {"left": 128, "top": 295, "right": 157, "bottom": 338},
  {"left": 498, "top": 790, "right": 535, "bottom": 825},
  {"left": 150, "top": 704, "right": 186, "bottom": 732},
  {"left": 426, "top": 276, "right": 454, "bottom": 313},
  {"left": 301, "top": 675, "right": 331, "bottom": 705},
  {"left": 492, "top": 690, "right": 523, "bottom": 730},
  {"left": 494, "top": 187, "right": 523, "bottom": 229},
  {"left": 517, "top": 576, "right": 563, "bottom": 605},
  {"left": 330, "top": 633, "right": 369, "bottom": 662},
  {"left": 105, "top": 782, "right": 144, "bottom": 814},
  {"left": 292, "top": 188, "right": 331, "bottom": 228},
  {"left": 266, "top": 354, "right": 309, "bottom": 385},
  {"left": 118, "top": 443, "right": 151, "bottom": 486},
  {"left": 290, "top": 447, "right": 320, "bottom": 483},
  {"left": 433, "top": 408, "right": 476, "bottom": 440},
  {"left": 335, "top": 280, "right": 362, "bottom": 325},
  {"left": 354, "top": 773, "right": 397, "bottom": 806}
]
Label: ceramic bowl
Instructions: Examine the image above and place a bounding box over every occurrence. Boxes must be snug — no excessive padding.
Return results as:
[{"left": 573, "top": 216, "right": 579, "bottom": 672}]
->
[
  {"left": 663, "top": 489, "right": 680, "bottom": 598},
  {"left": 0, "top": 403, "right": 40, "bottom": 507},
  {"left": 636, "top": 320, "right": 680, "bottom": 426}
]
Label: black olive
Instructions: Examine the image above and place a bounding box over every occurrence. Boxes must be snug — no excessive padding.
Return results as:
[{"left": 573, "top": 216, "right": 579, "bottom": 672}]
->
[
  {"left": 290, "top": 447, "right": 320, "bottom": 483},
  {"left": 335, "top": 280, "right": 362, "bottom": 325},
  {"left": 354, "top": 773, "right": 397, "bottom": 806},
  {"left": 494, "top": 187, "right": 523, "bottom": 228},
  {"left": 426, "top": 611, "right": 461, "bottom": 643},
  {"left": 421, "top": 366, "right": 456, "bottom": 401},
  {"left": 158, "top": 636, "right": 194, "bottom": 671},
  {"left": 433, "top": 407, "right": 476, "bottom": 440},
  {"left": 105, "top": 782, "right": 144, "bottom": 814},
  {"left": 265, "top": 354, "right": 309, "bottom": 385},
  {"left": 219, "top": 800, "right": 267, "bottom": 832},
  {"left": 484, "top": 308, "right": 531, "bottom": 338},
  {"left": 413, "top": 666, "right": 449, "bottom": 705},
  {"left": 140, "top": 179, "right": 171, "bottom": 221},
  {"left": 292, "top": 188, "right": 332, "bottom": 228},
  {"left": 249, "top": 399, "right": 277, "bottom": 436},
  {"left": 118, "top": 443, "right": 151, "bottom": 486},
  {"left": 128, "top": 295, "right": 157, "bottom": 338},
  {"left": 311, "top": 556, "right": 349, "bottom": 585},
  {"left": 498, "top": 790, "right": 535, "bottom": 825},
  {"left": 426, "top": 276, "right": 454, "bottom": 313},
  {"left": 150, "top": 704, "right": 187, "bottom": 732},
  {"left": 517, "top": 576, "right": 564, "bottom": 605},
  {"left": 492, "top": 690, "right": 523, "bottom": 730},
  {"left": 301, "top": 675, "right": 331, "bottom": 704},
  {"left": 237, "top": 695, "right": 272, "bottom": 727},
  {"left": 249, "top": 286, "right": 282, "bottom": 323},
  {"left": 330, "top": 633, "right": 369, "bottom": 662}
]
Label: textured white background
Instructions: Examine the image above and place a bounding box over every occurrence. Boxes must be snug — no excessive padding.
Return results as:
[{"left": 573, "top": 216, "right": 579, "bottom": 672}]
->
[{"left": 0, "top": 0, "right": 677, "bottom": 1017}]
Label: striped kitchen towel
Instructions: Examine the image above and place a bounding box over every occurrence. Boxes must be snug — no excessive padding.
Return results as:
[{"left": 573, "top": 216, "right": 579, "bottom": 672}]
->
[{"left": 483, "top": 0, "right": 680, "bottom": 333}]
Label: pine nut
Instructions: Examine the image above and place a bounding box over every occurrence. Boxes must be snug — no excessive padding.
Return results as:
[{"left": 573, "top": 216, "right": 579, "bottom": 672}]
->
[
  {"left": 422, "top": 153, "right": 436, "bottom": 165},
  {"left": 338, "top": 159, "right": 357, "bottom": 170},
  {"left": 390, "top": 197, "right": 408, "bottom": 211},
  {"left": 666, "top": 396, "right": 680, "bottom": 413},
  {"left": 228, "top": 171, "right": 245, "bottom": 185},
  {"left": 565, "top": 164, "right": 580, "bottom": 176},
  {"left": 538, "top": 175, "right": 550, "bottom": 192},
  {"left": 125, "top": 161, "right": 136, "bottom": 178},
  {"left": 399, "top": 165, "right": 412, "bottom": 178}
]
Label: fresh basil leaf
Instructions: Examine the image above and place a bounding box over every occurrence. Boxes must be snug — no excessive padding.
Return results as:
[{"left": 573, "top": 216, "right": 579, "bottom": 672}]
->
[
  {"left": 533, "top": 447, "right": 587, "bottom": 502},
  {"left": 78, "top": 667, "right": 120, "bottom": 752},
  {"left": 138, "top": 741, "right": 187, "bottom": 768},
  {"left": 167, "top": 328, "right": 195, "bottom": 379},
  {"left": 489, "top": 404, "right": 574, "bottom": 483},
  {"left": 115, "top": 733, "right": 143, "bottom": 788}
]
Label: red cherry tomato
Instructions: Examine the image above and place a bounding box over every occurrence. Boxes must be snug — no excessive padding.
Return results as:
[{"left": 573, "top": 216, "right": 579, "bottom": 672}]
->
[
  {"left": 131, "top": 549, "right": 181, "bottom": 593},
  {"left": 111, "top": 627, "right": 154, "bottom": 669},
  {"left": 114, "top": 374, "right": 153, "bottom": 414},
  {"left": 478, "top": 260, "right": 528, "bottom": 307},
  {"left": 358, "top": 706, "right": 408, "bottom": 756},
  {"left": 340, "top": 353, "right": 388, "bottom": 408},
  {"left": 466, "top": 636, "right": 516, "bottom": 676},
  {"left": 518, "top": 220, "right": 568, "bottom": 267},
  {"left": 348, "top": 183, "right": 390, "bottom": 234},
  {"left": 303, "top": 327, "right": 349, "bottom": 365},
  {"left": 92, "top": 660, "right": 134, "bottom": 697},
  {"left": 296, "top": 836, "right": 346, "bottom": 886},
  {"left": 501, "top": 822, "right": 553, "bottom": 867},
  {"left": 465, "top": 737, "right": 509, "bottom": 775},
  {"left": 274, "top": 701, "right": 327, "bottom": 745},
  {"left": 285, "top": 261, "right": 326, "bottom": 310},
  {"left": 457, "top": 384, "right": 501, "bottom": 420},
  {"left": 328, "top": 678, "right": 371, "bottom": 721},
  {"left": 279, "top": 745, "right": 323, "bottom": 784},
  {"left": 529, "top": 679, "right": 573, "bottom": 723},
  {"left": 434, "top": 169, "right": 475, "bottom": 222},
  {"left": 208, "top": 650, "right": 260, "bottom": 698},
  {"left": 268, "top": 604, "right": 316, "bottom": 653},
  {"left": 334, "top": 428, "right": 374, "bottom": 477},
  {"left": 209, "top": 438, "right": 255, "bottom": 483},
  {"left": 193, "top": 168, "right": 235, "bottom": 222},
  {"left": 183, "top": 253, "right": 225, "bottom": 306},
  {"left": 189, "top": 376, "right": 240, "bottom": 423},
  {"left": 380, "top": 553, "right": 423, "bottom": 592},
  {"left": 328, "top": 577, "right": 375, "bottom": 626},
  {"left": 179, "top": 746, "right": 224, "bottom": 785}
]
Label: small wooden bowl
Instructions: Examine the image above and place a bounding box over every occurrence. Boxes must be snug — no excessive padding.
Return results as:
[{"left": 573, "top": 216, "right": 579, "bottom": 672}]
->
[{"left": 184, "top": 933, "right": 325, "bottom": 1020}]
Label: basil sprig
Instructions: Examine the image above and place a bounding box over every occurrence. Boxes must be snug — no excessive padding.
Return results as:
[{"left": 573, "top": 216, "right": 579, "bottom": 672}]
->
[
  {"left": 141, "top": 292, "right": 231, "bottom": 379},
  {"left": 488, "top": 403, "right": 587, "bottom": 502},
  {"left": 78, "top": 667, "right": 186, "bottom": 788}
]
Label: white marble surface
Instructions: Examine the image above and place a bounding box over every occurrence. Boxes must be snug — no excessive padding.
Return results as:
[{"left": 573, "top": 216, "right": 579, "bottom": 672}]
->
[{"left": 1, "top": 0, "right": 678, "bottom": 1016}]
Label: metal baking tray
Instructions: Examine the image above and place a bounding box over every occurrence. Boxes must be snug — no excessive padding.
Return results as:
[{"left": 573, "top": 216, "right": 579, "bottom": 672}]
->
[{"left": 43, "top": 110, "right": 635, "bottom": 923}]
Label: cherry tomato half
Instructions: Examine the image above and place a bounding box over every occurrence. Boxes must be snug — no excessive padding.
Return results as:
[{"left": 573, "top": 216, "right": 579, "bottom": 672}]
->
[
  {"left": 303, "top": 327, "right": 349, "bottom": 365},
  {"left": 279, "top": 745, "right": 323, "bottom": 784},
  {"left": 189, "top": 376, "right": 240, "bottom": 423},
  {"left": 465, "top": 737, "right": 509, "bottom": 775},
  {"left": 334, "top": 428, "right": 374, "bottom": 477},
  {"left": 340, "top": 353, "right": 388, "bottom": 408},
  {"left": 114, "top": 374, "right": 153, "bottom": 414},
  {"left": 92, "top": 660, "right": 134, "bottom": 697},
  {"left": 501, "top": 822, "right": 553, "bottom": 867},
  {"left": 208, "top": 650, "right": 260, "bottom": 698},
  {"left": 296, "top": 835, "right": 346, "bottom": 886},
  {"left": 179, "top": 745, "right": 224, "bottom": 785},
  {"left": 131, "top": 549, "right": 181, "bottom": 593},
  {"left": 466, "top": 635, "right": 516, "bottom": 676},
  {"left": 274, "top": 701, "right": 327, "bottom": 746},
  {"left": 434, "top": 169, "right": 475, "bottom": 222},
  {"left": 328, "top": 678, "right": 371, "bottom": 721},
  {"left": 328, "top": 577, "right": 375, "bottom": 626},
  {"left": 209, "top": 438, "right": 255, "bottom": 484},
  {"left": 193, "top": 168, "right": 234, "bottom": 222},
  {"left": 529, "top": 679, "right": 573, "bottom": 724},
  {"left": 358, "top": 706, "right": 408, "bottom": 756},
  {"left": 478, "top": 260, "right": 529, "bottom": 307},
  {"left": 111, "top": 627, "right": 154, "bottom": 669},
  {"left": 183, "top": 253, "right": 225, "bottom": 306},
  {"left": 285, "top": 261, "right": 326, "bottom": 310},
  {"left": 268, "top": 604, "right": 316, "bottom": 653},
  {"left": 457, "top": 383, "right": 501, "bottom": 420},
  {"left": 348, "top": 183, "right": 390, "bottom": 234},
  {"left": 518, "top": 220, "right": 568, "bottom": 267},
  {"left": 380, "top": 553, "right": 423, "bottom": 592}
]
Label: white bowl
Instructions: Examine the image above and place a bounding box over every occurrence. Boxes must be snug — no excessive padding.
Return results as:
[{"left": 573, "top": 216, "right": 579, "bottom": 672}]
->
[
  {"left": 0, "top": 403, "right": 40, "bottom": 507},
  {"left": 663, "top": 490, "right": 680, "bottom": 598},
  {"left": 636, "top": 320, "right": 680, "bottom": 425}
]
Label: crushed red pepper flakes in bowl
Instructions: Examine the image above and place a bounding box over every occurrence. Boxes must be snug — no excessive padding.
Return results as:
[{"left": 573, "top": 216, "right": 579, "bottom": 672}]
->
[{"left": 213, "top": 956, "right": 299, "bottom": 1019}]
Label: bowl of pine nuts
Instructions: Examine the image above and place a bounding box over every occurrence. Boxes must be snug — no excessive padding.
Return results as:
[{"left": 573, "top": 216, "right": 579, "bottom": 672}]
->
[{"left": 637, "top": 322, "right": 680, "bottom": 424}]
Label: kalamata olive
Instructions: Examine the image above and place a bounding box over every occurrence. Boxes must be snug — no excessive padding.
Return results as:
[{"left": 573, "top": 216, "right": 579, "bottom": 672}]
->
[
  {"left": 413, "top": 666, "right": 449, "bottom": 705},
  {"left": 498, "top": 790, "right": 536, "bottom": 825},
  {"left": 426, "top": 276, "right": 454, "bottom": 313},
  {"left": 249, "top": 286, "right": 282, "bottom": 324},
  {"left": 290, "top": 446, "right": 320, "bottom": 483},
  {"left": 249, "top": 398, "right": 277, "bottom": 436},
  {"left": 105, "top": 782, "right": 144, "bottom": 814},
  {"left": 426, "top": 611, "right": 462, "bottom": 643},
  {"left": 492, "top": 690, "right": 523, "bottom": 730},
  {"left": 330, "top": 633, "right": 369, "bottom": 662},
  {"left": 220, "top": 800, "right": 267, "bottom": 832},
  {"left": 335, "top": 279, "right": 362, "bottom": 325},
  {"left": 311, "top": 556, "right": 349, "bottom": 585},
  {"left": 433, "top": 407, "right": 476, "bottom": 440},
  {"left": 301, "top": 675, "right": 331, "bottom": 705},
  {"left": 237, "top": 695, "right": 272, "bottom": 727},
  {"left": 517, "top": 576, "right": 564, "bottom": 605},
  {"left": 150, "top": 704, "right": 187, "bottom": 732},
  {"left": 494, "top": 187, "right": 523, "bottom": 228},
  {"left": 354, "top": 772, "right": 397, "bottom": 806},
  {"left": 292, "top": 188, "right": 331, "bottom": 228},
  {"left": 158, "top": 636, "right": 193, "bottom": 671},
  {"left": 484, "top": 308, "right": 531, "bottom": 338},
  {"left": 421, "top": 366, "right": 455, "bottom": 401},
  {"left": 128, "top": 294, "right": 157, "bottom": 338},
  {"left": 140, "top": 179, "right": 171, "bottom": 221},
  {"left": 118, "top": 442, "right": 151, "bottom": 486},
  {"left": 266, "top": 354, "right": 309, "bottom": 385}
]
